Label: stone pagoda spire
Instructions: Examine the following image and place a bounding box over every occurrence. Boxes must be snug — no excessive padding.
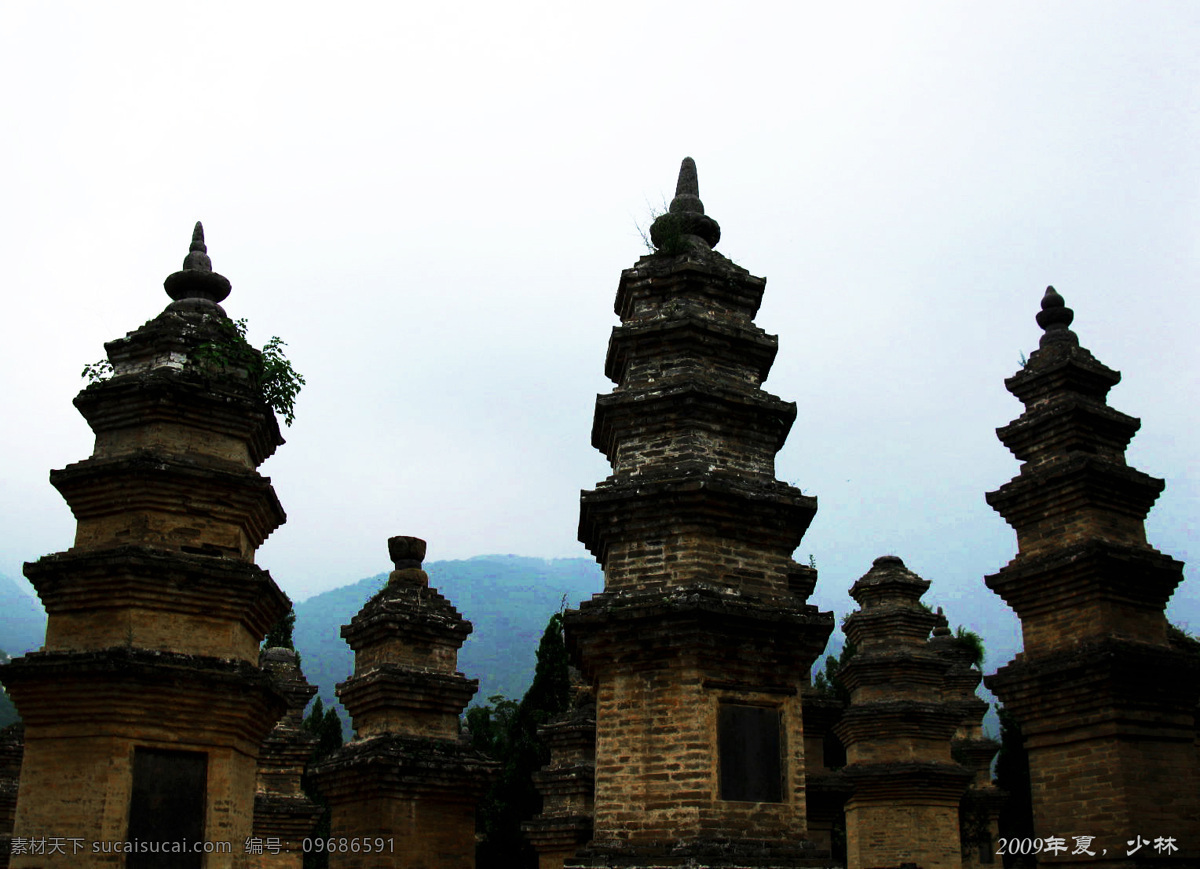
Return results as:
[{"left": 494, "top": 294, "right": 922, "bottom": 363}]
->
[
  {"left": 0, "top": 224, "right": 292, "bottom": 867},
  {"left": 310, "top": 537, "right": 496, "bottom": 869},
  {"left": 565, "top": 159, "right": 834, "bottom": 867},
  {"left": 984, "top": 288, "right": 1199, "bottom": 865},
  {"left": 834, "top": 557, "right": 972, "bottom": 869},
  {"left": 252, "top": 648, "right": 321, "bottom": 869}
]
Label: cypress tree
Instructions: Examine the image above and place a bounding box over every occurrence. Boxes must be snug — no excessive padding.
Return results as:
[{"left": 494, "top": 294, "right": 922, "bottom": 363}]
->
[
  {"left": 300, "top": 698, "right": 344, "bottom": 869},
  {"left": 475, "top": 612, "right": 572, "bottom": 869},
  {"left": 995, "top": 704, "right": 1036, "bottom": 868},
  {"left": 262, "top": 606, "right": 298, "bottom": 664}
]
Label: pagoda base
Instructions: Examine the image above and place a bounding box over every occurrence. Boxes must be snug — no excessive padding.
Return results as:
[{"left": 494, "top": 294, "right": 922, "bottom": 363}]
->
[
  {"left": 986, "top": 640, "right": 1200, "bottom": 864},
  {"left": 311, "top": 735, "right": 496, "bottom": 869},
  {"left": 523, "top": 815, "right": 594, "bottom": 869},
  {"left": 250, "top": 793, "right": 322, "bottom": 869}
]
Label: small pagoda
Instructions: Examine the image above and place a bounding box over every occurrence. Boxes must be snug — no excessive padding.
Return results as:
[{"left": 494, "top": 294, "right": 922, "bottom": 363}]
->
[
  {"left": 565, "top": 158, "right": 834, "bottom": 867},
  {"left": 252, "top": 648, "right": 321, "bottom": 868},
  {"left": 0, "top": 224, "right": 292, "bottom": 868},
  {"left": 834, "top": 556, "right": 972, "bottom": 869},
  {"left": 927, "top": 610, "right": 1002, "bottom": 869},
  {"left": 523, "top": 676, "right": 597, "bottom": 869},
  {"left": 984, "top": 287, "right": 1200, "bottom": 866},
  {"left": 309, "top": 537, "right": 496, "bottom": 869}
]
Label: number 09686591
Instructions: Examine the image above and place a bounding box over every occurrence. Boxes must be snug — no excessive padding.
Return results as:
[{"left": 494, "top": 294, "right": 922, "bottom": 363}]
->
[{"left": 302, "top": 838, "right": 394, "bottom": 854}]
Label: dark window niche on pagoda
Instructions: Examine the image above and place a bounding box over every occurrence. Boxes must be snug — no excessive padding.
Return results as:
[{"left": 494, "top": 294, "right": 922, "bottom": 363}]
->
[
  {"left": 127, "top": 748, "right": 207, "bottom": 869},
  {"left": 718, "top": 703, "right": 783, "bottom": 803}
]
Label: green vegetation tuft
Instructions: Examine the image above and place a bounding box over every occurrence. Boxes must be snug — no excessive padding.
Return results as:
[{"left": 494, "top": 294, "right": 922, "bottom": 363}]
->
[
  {"left": 82, "top": 317, "right": 305, "bottom": 426},
  {"left": 191, "top": 318, "right": 305, "bottom": 426},
  {"left": 954, "top": 625, "right": 986, "bottom": 668}
]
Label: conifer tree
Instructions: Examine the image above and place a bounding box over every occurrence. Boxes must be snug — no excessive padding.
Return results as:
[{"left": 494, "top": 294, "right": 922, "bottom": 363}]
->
[
  {"left": 301, "top": 697, "right": 344, "bottom": 869},
  {"left": 474, "top": 612, "right": 571, "bottom": 869},
  {"left": 263, "top": 606, "right": 297, "bottom": 656},
  {"left": 995, "top": 704, "right": 1036, "bottom": 868}
]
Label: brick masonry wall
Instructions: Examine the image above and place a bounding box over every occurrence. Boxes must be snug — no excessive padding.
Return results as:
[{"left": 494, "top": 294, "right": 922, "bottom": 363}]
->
[
  {"left": 328, "top": 796, "right": 475, "bottom": 869},
  {"left": 589, "top": 652, "right": 808, "bottom": 845},
  {"left": 845, "top": 801, "right": 962, "bottom": 869}
]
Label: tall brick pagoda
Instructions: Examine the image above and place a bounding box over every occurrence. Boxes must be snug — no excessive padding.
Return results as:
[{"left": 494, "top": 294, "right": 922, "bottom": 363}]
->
[
  {"left": 984, "top": 287, "right": 1200, "bottom": 866},
  {"left": 565, "top": 158, "right": 834, "bottom": 867},
  {"left": 834, "top": 556, "right": 971, "bottom": 869},
  {"left": 0, "top": 224, "right": 292, "bottom": 867},
  {"left": 309, "top": 537, "right": 496, "bottom": 869}
]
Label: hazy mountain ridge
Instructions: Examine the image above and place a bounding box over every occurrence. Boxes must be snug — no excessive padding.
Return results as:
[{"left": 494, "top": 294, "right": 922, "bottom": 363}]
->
[
  {"left": 0, "top": 572, "right": 48, "bottom": 659},
  {"left": 5, "top": 557, "right": 1195, "bottom": 742}
]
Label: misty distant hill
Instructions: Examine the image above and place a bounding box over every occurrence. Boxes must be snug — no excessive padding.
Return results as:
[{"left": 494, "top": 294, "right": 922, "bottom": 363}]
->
[
  {"left": 0, "top": 572, "right": 41, "bottom": 727},
  {"left": 0, "top": 649, "right": 16, "bottom": 727},
  {"left": 292, "top": 555, "right": 605, "bottom": 734},
  {"left": 0, "top": 573, "right": 47, "bottom": 658}
]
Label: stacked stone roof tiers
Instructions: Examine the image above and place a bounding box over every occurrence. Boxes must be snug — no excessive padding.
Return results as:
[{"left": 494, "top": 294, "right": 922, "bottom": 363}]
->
[
  {"left": 55, "top": 301, "right": 287, "bottom": 562},
  {"left": 335, "top": 537, "right": 477, "bottom": 741},
  {"left": 985, "top": 288, "right": 1183, "bottom": 651},
  {"left": 579, "top": 164, "right": 818, "bottom": 602},
  {"left": 567, "top": 159, "right": 834, "bottom": 868},
  {"left": 524, "top": 677, "right": 597, "bottom": 869},
  {"left": 927, "top": 611, "right": 1003, "bottom": 869},
  {"left": 12, "top": 224, "right": 290, "bottom": 662},
  {"left": 581, "top": 276, "right": 817, "bottom": 598},
  {"left": 311, "top": 537, "right": 496, "bottom": 868},
  {"left": 834, "top": 556, "right": 972, "bottom": 869},
  {"left": 0, "top": 224, "right": 292, "bottom": 864},
  {"left": 984, "top": 288, "right": 1200, "bottom": 865},
  {"left": 253, "top": 648, "right": 321, "bottom": 867}
]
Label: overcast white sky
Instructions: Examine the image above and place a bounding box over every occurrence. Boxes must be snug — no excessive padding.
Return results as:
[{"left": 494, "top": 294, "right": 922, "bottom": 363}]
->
[{"left": 2, "top": 3, "right": 1196, "bottom": 653}]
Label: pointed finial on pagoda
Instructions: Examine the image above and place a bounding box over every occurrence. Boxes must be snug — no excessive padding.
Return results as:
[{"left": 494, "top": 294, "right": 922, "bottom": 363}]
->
[
  {"left": 932, "top": 606, "right": 951, "bottom": 638},
  {"left": 649, "top": 157, "right": 721, "bottom": 253},
  {"left": 164, "top": 221, "right": 232, "bottom": 304},
  {"left": 183, "top": 222, "right": 212, "bottom": 271},
  {"left": 670, "top": 157, "right": 703, "bottom": 214},
  {"left": 1035, "top": 285, "right": 1077, "bottom": 348}
]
